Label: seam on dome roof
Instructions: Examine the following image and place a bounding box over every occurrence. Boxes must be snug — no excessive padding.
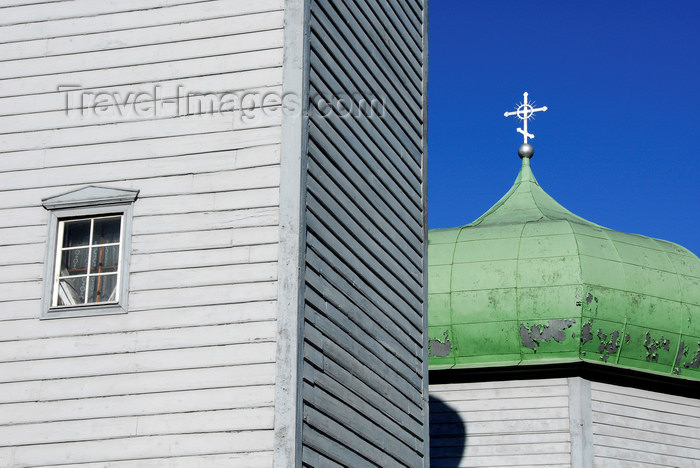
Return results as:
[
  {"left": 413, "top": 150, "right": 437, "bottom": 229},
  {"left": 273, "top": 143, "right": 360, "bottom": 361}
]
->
[
  {"left": 514, "top": 221, "right": 529, "bottom": 366},
  {"left": 567, "top": 220, "right": 586, "bottom": 291},
  {"left": 613, "top": 234, "right": 681, "bottom": 254},
  {"left": 598, "top": 227, "right": 630, "bottom": 306},
  {"left": 469, "top": 184, "right": 518, "bottom": 227},
  {"left": 447, "top": 225, "right": 461, "bottom": 365},
  {"left": 648, "top": 236, "right": 687, "bottom": 374},
  {"left": 577, "top": 282, "right": 690, "bottom": 305},
  {"left": 649, "top": 237, "right": 685, "bottom": 303},
  {"left": 471, "top": 160, "right": 601, "bottom": 227},
  {"left": 525, "top": 179, "right": 551, "bottom": 221}
]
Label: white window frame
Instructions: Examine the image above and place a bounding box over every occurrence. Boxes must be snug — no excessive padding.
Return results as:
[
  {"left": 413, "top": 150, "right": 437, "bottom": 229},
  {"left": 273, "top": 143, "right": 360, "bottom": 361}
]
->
[
  {"left": 41, "top": 186, "right": 138, "bottom": 319},
  {"left": 52, "top": 214, "right": 124, "bottom": 308}
]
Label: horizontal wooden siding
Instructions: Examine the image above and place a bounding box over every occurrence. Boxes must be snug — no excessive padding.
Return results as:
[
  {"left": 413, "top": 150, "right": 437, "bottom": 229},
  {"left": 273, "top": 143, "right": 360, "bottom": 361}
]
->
[
  {"left": 591, "top": 381, "right": 700, "bottom": 466},
  {"left": 430, "top": 379, "right": 573, "bottom": 467},
  {"left": 0, "top": 1, "right": 283, "bottom": 466}
]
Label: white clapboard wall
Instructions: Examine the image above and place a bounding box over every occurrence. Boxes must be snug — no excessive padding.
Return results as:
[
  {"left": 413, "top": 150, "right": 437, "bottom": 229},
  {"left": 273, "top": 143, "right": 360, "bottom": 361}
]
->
[
  {"left": 0, "top": 0, "right": 283, "bottom": 466},
  {"left": 429, "top": 378, "right": 573, "bottom": 467},
  {"left": 591, "top": 381, "right": 700, "bottom": 466},
  {"left": 431, "top": 376, "right": 700, "bottom": 467}
]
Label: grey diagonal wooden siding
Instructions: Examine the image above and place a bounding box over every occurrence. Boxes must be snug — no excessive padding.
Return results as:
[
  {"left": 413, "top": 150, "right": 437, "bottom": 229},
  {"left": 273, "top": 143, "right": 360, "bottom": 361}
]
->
[{"left": 301, "top": 0, "right": 427, "bottom": 466}]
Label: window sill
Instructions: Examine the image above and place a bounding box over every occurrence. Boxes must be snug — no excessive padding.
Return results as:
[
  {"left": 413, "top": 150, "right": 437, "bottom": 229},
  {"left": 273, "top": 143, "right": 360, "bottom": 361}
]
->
[{"left": 41, "top": 303, "right": 127, "bottom": 320}]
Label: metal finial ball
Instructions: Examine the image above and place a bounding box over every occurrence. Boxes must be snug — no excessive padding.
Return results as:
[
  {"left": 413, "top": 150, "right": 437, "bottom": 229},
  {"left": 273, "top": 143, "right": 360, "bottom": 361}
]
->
[{"left": 518, "top": 143, "right": 534, "bottom": 159}]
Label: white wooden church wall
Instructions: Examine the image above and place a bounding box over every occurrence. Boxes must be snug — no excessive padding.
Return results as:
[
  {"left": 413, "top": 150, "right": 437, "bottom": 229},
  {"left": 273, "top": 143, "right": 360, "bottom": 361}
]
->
[
  {"left": 430, "top": 378, "right": 573, "bottom": 467},
  {"left": 431, "top": 377, "right": 700, "bottom": 467},
  {"left": 591, "top": 381, "right": 700, "bottom": 466},
  {"left": 0, "top": 1, "right": 283, "bottom": 466}
]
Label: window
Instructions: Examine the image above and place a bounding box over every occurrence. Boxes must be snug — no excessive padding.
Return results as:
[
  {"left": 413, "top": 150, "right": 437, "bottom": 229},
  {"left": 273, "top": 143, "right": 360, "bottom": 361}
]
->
[
  {"left": 54, "top": 215, "right": 123, "bottom": 307},
  {"left": 41, "top": 186, "right": 138, "bottom": 319}
]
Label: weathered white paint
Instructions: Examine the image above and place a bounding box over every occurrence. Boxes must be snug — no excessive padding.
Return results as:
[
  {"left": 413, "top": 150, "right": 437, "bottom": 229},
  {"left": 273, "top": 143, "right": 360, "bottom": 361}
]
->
[
  {"left": 0, "top": 144, "right": 281, "bottom": 207},
  {"left": 0, "top": 321, "right": 277, "bottom": 363},
  {"left": 0, "top": 363, "right": 276, "bottom": 406},
  {"left": 0, "top": 128, "right": 282, "bottom": 188},
  {"left": 0, "top": 10, "right": 284, "bottom": 61},
  {"left": 0, "top": 407, "right": 276, "bottom": 447},
  {"left": 0, "top": 30, "right": 283, "bottom": 80},
  {"left": 0, "top": 0, "right": 283, "bottom": 466},
  {"left": 0, "top": 341, "right": 277, "bottom": 383},
  {"left": 1, "top": 300, "right": 275, "bottom": 342},
  {"left": 0, "top": 73, "right": 282, "bottom": 119},
  {"left": 0, "top": 0, "right": 283, "bottom": 43},
  {"left": 0, "top": 0, "right": 205, "bottom": 26},
  {"left": 568, "top": 377, "right": 594, "bottom": 468},
  {"left": 430, "top": 376, "right": 700, "bottom": 467},
  {"left": 0, "top": 431, "right": 275, "bottom": 467},
  {"left": 273, "top": 0, "right": 309, "bottom": 465},
  {"left": 591, "top": 381, "right": 700, "bottom": 466},
  {"left": 430, "top": 379, "right": 572, "bottom": 467},
  {"left": 30, "top": 453, "right": 274, "bottom": 468}
]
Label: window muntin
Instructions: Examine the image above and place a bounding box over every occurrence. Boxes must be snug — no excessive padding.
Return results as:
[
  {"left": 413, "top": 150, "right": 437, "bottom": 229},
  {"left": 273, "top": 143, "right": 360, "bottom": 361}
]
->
[{"left": 52, "top": 215, "right": 123, "bottom": 307}]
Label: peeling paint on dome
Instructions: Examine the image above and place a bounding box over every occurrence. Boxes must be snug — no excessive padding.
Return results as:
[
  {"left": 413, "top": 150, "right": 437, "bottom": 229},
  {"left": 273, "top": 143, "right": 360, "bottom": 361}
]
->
[
  {"left": 428, "top": 155, "right": 700, "bottom": 382},
  {"left": 673, "top": 341, "right": 700, "bottom": 374},
  {"left": 520, "top": 319, "right": 576, "bottom": 352},
  {"left": 644, "top": 333, "right": 672, "bottom": 363},
  {"left": 429, "top": 330, "right": 452, "bottom": 358}
]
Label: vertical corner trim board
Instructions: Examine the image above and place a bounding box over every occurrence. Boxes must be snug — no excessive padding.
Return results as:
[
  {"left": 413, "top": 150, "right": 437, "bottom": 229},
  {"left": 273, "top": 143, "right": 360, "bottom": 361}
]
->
[{"left": 568, "top": 377, "right": 594, "bottom": 468}]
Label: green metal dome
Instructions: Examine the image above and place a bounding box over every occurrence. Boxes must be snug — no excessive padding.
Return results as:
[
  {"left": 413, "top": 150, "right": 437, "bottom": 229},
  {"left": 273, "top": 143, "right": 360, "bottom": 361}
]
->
[{"left": 428, "top": 156, "right": 700, "bottom": 381}]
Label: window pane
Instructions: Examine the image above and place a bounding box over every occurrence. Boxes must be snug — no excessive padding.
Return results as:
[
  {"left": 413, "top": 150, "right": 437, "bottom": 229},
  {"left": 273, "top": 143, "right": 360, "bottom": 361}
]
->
[
  {"left": 88, "top": 274, "right": 118, "bottom": 303},
  {"left": 57, "top": 277, "right": 86, "bottom": 305},
  {"left": 92, "top": 217, "right": 121, "bottom": 245},
  {"left": 60, "top": 248, "right": 89, "bottom": 276},
  {"left": 90, "top": 245, "right": 119, "bottom": 274},
  {"left": 62, "top": 219, "right": 91, "bottom": 247}
]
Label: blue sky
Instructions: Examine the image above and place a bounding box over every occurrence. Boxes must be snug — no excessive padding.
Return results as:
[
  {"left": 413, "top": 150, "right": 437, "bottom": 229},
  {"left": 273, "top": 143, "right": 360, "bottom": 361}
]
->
[{"left": 427, "top": 1, "right": 700, "bottom": 255}]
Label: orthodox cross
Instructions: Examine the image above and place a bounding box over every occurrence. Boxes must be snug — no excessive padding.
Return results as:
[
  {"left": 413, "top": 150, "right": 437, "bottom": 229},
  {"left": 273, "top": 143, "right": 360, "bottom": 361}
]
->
[{"left": 504, "top": 92, "right": 547, "bottom": 144}]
